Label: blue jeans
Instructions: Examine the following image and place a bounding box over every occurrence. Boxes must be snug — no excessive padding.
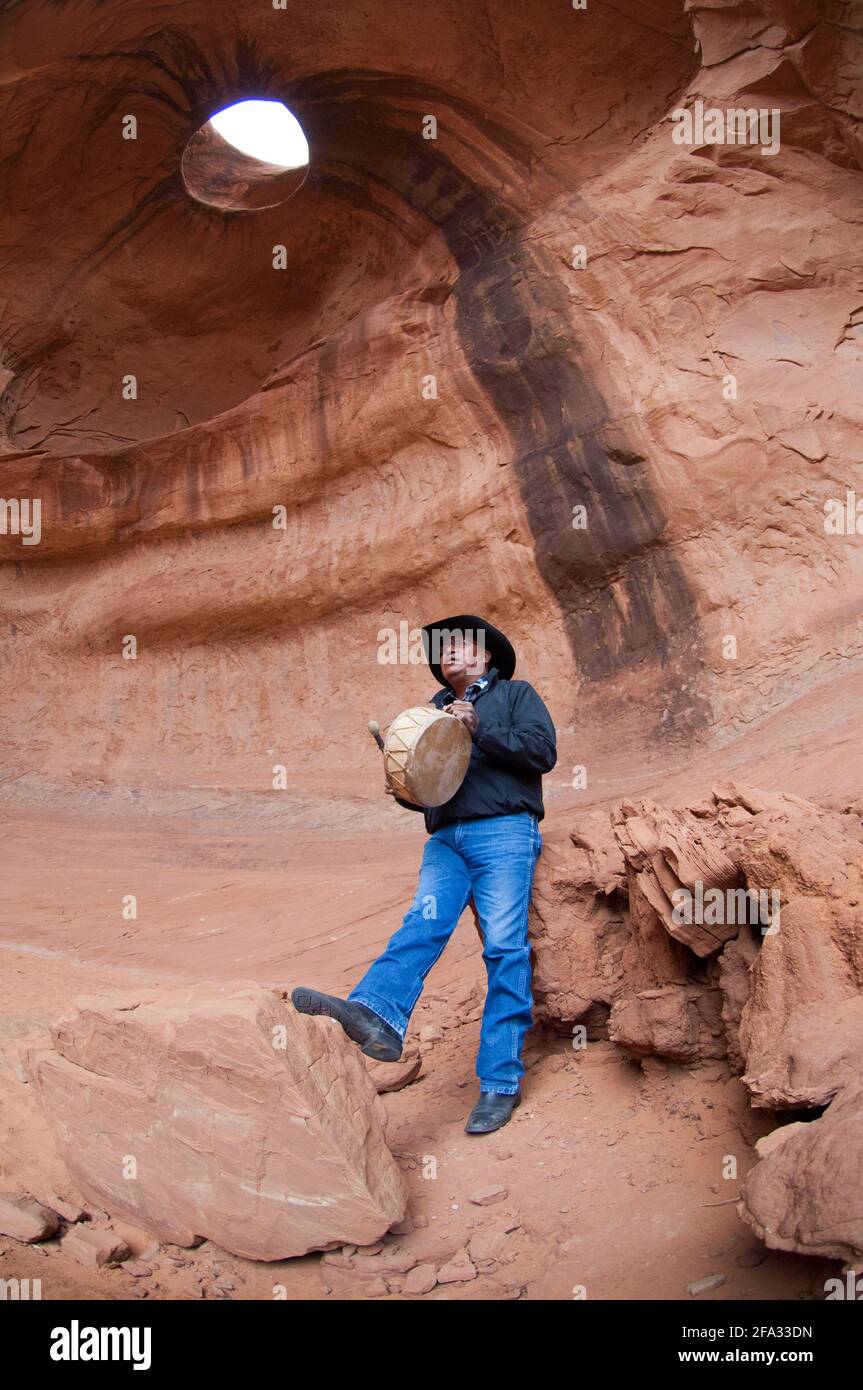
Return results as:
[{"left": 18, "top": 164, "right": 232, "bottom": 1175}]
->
[{"left": 348, "top": 812, "right": 542, "bottom": 1094}]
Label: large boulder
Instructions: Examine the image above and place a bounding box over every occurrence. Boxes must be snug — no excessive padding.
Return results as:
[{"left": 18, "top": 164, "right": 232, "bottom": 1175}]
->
[
  {"left": 26, "top": 982, "right": 408, "bottom": 1260},
  {"left": 725, "top": 790, "right": 863, "bottom": 1109},
  {"left": 738, "top": 1081, "right": 863, "bottom": 1264}
]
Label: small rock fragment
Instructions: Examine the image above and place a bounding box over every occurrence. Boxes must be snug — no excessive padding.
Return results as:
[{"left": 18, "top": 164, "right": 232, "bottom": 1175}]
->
[
  {"left": 437, "top": 1248, "right": 477, "bottom": 1283},
  {"left": 469, "top": 1227, "right": 509, "bottom": 1264},
  {"left": 60, "top": 1227, "right": 131, "bottom": 1268},
  {"left": 0, "top": 1192, "right": 60, "bottom": 1244},
  {"left": 404, "top": 1262, "right": 437, "bottom": 1294},
  {"left": 686, "top": 1273, "right": 726, "bottom": 1296},
  {"left": 469, "top": 1184, "right": 507, "bottom": 1206}
]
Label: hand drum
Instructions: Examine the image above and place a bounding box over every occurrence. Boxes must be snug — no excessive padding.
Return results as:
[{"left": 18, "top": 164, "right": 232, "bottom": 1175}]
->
[{"left": 383, "top": 705, "right": 472, "bottom": 808}]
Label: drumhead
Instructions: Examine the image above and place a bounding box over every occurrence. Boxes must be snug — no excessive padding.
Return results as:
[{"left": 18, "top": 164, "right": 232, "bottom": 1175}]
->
[{"left": 384, "top": 706, "right": 472, "bottom": 807}]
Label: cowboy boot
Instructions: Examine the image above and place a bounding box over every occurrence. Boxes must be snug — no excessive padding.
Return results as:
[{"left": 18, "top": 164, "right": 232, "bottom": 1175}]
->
[
  {"left": 464, "top": 1090, "right": 521, "bottom": 1134},
  {"left": 291, "top": 987, "right": 403, "bottom": 1062}
]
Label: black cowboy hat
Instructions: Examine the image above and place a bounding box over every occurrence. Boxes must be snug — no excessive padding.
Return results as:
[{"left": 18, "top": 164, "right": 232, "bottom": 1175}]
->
[{"left": 421, "top": 613, "right": 516, "bottom": 687}]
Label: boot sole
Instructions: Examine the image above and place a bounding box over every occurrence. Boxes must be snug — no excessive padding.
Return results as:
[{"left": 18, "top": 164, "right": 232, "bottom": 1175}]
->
[
  {"left": 465, "top": 1092, "right": 522, "bottom": 1135},
  {"left": 291, "top": 988, "right": 403, "bottom": 1062}
]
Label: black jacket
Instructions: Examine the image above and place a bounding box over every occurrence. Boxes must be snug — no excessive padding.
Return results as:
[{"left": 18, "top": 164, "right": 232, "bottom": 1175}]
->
[{"left": 394, "top": 667, "right": 557, "bottom": 832}]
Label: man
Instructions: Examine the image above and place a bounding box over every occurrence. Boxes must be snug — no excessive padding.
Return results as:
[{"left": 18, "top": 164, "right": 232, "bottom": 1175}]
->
[{"left": 292, "top": 614, "right": 557, "bottom": 1134}]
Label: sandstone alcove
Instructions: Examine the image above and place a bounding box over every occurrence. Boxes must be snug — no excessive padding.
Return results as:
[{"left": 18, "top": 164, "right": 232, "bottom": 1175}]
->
[
  {"left": 1, "top": 0, "right": 862, "bottom": 1314},
  {"left": 181, "top": 97, "right": 310, "bottom": 211}
]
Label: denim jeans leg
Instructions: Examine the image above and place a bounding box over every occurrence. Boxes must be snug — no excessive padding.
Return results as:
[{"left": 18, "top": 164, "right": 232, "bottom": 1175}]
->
[
  {"left": 461, "top": 814, "right": 542, "bottom": 1094},
  {"left": 347, "top": 828, "right": 471, "bottom": 1037}
]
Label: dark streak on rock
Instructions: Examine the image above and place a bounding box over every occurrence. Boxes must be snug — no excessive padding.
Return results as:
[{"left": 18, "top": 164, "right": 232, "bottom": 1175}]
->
[{"left": 289, "top": 70, "right": 710, "bottom": 736}]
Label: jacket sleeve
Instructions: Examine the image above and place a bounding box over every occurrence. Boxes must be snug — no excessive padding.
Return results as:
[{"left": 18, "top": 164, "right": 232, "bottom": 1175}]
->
[{"left": 472, "top": 682, "right": 557, "bottom": 775}]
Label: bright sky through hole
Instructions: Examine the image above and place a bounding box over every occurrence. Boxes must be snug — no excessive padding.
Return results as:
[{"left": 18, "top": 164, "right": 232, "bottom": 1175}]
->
[{"left": 210, "top": 100, "right": 309, "bottom": 169}]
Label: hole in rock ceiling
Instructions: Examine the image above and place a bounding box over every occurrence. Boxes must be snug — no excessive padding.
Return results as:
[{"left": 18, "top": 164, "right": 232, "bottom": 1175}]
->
[{"left": 181, "top": 98, "right": 310, "bottom": 212}]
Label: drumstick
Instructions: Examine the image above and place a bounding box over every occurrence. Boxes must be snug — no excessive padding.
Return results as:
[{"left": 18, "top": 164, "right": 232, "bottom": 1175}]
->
[{"left": 367, "top": 719, "right": 385, "bottom": 752}]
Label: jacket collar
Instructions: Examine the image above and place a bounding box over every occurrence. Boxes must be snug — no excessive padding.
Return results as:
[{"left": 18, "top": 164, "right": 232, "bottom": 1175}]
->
[{"left": 434, "top": 666, "right": 499, "bottom": 706}]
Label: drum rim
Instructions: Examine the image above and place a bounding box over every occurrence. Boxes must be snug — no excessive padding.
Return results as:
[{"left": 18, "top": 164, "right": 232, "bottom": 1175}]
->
[{"left": 383, "top": 705, "right": 471, "bottom": 807}]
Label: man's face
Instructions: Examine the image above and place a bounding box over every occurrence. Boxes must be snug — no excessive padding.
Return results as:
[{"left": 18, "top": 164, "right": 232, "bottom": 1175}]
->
[{"left": 440, "top": 632, "right": 489, "bottom": 682}]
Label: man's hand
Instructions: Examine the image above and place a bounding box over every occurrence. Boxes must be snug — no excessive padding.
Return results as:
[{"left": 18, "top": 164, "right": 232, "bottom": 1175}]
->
[{"left": 447, "top": 700, "right": 479, "bottom": 734}]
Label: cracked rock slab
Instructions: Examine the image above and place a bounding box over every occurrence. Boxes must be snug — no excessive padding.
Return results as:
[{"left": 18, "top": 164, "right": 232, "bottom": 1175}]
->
[{"left": 26, "top": 981, "right": 408, "bottom": 1260}]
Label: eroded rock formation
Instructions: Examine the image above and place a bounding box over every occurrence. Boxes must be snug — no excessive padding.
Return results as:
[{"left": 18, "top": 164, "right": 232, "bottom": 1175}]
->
[
  {"left": 738, "top": 1082, "right": 863, "bottom": 1266},
  {"left": 532, "top": 782, "right": 863, "bottom": 1260},
  {"left": 26, "top": 982, "right": 408, "bottom": 1259}
]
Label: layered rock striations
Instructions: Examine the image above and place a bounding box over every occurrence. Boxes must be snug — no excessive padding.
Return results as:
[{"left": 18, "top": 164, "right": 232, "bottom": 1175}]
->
[{"left": 0, "top": 2, "right": 860, "bottom": 809}]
